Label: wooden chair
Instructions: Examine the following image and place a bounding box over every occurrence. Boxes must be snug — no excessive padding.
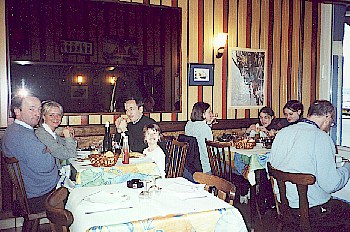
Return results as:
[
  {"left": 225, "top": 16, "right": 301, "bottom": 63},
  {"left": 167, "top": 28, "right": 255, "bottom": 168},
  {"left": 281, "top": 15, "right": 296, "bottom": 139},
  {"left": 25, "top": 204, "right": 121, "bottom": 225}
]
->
[
  {"left": 162, "top": 135, "right": 176, "bottom": 153},
  {"left": 205, "top": 140, "right": 234, "bottom": 182},
  {"left": 45, "top": 187, "right": 74, "bottom": 232},
  {"left": 166, "top": 140, "right": 188, "bottom": 178},
  {"left": 206, "top": 140, "right": 263, "bottom": 227},
  {"left": 267, "top": 162, "right": 316, "bottom": 232},
  {"left": 193, "top": 172, "right": 236, "bottom": 205},
  {"left": 3, "top": 156, "right": 47, "bottom": 232}
]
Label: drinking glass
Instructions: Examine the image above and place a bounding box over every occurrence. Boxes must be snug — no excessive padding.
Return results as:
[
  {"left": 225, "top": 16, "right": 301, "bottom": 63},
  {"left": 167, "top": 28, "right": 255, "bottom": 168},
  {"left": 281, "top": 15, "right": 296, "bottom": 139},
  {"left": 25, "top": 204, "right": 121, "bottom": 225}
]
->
[{"left": 212, "top": 113, "right": 219, "bottom": 124}]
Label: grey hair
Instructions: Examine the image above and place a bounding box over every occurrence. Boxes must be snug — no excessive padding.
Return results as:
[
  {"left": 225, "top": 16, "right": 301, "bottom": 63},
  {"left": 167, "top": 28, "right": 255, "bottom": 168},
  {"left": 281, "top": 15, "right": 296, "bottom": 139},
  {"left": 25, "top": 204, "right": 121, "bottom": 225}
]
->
[{"left": 307, "top": 100, "right": 335, "bottom": 118}]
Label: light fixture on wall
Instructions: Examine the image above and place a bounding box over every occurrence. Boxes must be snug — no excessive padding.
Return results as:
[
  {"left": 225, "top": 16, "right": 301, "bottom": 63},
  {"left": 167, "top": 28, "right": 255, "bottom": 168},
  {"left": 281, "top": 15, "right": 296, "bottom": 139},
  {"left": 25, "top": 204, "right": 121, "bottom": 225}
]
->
[
  {"left": 214, "top": 33, "right": 228, "bottom": 59},
  {"left": 110, "top": 76, "right": 117, "bottom": 85},
  {"left": 77, "top": 75, "right": 83, "bottom": 85}
]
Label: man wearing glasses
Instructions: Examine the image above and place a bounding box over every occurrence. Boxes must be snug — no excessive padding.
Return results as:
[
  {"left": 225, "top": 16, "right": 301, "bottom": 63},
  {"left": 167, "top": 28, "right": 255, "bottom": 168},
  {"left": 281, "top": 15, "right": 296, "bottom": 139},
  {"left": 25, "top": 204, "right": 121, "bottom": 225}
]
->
[{"left": 269, "top": 100, "right": 350, "bottom": 230}]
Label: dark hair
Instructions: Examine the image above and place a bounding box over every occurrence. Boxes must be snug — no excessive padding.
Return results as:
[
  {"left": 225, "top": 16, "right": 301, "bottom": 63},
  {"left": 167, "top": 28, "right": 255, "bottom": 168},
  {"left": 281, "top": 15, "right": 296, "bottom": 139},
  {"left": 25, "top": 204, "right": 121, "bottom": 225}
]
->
[
  {"left": 307, "top": 100, "right": 335, "bottom": 118},
  {"left": 10, "top": 94, "right": 37, "bottom": 118},
  {"left": 259, "top": 106, "right": 275, "bottom": 117},
  {"left": 143, "top": 123, "right": 163, "bottom": 143},
  {"left": 190, "top": 102, "right": 211, "bottom": 121},
  {"left": 283, "top": 100, "right": 304, "bottom": 118},
  {"left": 125, "top": 96, "right": 144, "bottom": 108}
]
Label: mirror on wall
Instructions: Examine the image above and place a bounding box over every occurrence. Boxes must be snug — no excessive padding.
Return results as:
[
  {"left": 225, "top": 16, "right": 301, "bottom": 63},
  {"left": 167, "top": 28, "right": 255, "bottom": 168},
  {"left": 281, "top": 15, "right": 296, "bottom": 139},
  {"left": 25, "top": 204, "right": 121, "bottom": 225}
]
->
[
  {"left": 10, "top": 63, "right": 179, "bottom": 113},
  {"left": 7, "top": 0, "right": 182, "bottom": 113}
]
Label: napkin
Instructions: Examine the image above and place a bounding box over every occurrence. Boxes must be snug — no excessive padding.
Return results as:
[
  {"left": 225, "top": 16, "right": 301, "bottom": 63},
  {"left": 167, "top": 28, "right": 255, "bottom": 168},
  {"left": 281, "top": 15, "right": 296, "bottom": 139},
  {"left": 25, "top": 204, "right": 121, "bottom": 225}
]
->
[
  {"left": 164, "top": 182, "right": 206, "bottom": 193},
  {"left": 84, "top": 191, "right": 128, "bottom": 204},
  {"left": 82, "top": 191, "right": 133, "bottom": 212}
]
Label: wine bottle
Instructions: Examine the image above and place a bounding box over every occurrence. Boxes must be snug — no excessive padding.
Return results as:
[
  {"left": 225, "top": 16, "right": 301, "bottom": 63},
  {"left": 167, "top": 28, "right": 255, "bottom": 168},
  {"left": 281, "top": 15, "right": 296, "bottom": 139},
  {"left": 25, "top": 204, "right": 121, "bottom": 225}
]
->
[
  {"left": 103, "top": 121, "right": 112, "bottom": 152},
  {"left": 122, "top": 135, "right": 130, "bottom": 164}
]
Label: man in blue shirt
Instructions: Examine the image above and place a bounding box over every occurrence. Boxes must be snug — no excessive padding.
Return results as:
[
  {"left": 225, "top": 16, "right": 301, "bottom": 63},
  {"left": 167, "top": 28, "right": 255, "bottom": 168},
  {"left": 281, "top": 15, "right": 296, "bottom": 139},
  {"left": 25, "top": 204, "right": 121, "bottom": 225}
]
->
[
  {"left": 2, "top": 95, "right": 59, "bottom": 213},
  {"left": 269, "top": 100, "right": 350, "bottom": 230}
]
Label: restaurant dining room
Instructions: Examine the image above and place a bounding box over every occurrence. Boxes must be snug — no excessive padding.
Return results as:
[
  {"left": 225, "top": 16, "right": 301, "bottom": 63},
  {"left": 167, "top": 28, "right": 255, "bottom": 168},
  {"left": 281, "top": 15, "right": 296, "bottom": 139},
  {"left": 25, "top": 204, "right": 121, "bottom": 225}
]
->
[{"left": 1, "top": 0, "right": 350, "bottom": 231}]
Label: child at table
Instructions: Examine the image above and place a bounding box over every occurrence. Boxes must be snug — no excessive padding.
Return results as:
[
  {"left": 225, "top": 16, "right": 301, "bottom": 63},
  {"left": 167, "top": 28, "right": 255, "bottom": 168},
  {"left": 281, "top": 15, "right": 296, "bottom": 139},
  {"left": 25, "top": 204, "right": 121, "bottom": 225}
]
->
[{"left": 142, "top": 124, "right": 166, "bottom": 178}]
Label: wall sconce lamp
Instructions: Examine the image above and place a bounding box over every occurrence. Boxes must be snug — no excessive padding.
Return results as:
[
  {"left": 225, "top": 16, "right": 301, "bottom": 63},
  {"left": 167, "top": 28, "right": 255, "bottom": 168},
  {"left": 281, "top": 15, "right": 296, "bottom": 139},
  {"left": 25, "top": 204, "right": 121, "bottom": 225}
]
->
[
  {"left": 77, "top": 75, "right": 83, "bottom": 85},
  {"left": 214, "top": 33, "right": 228, "bottom": 59},
  {"left": 110, "top": 76, "right": 117, "bottom": 85}
]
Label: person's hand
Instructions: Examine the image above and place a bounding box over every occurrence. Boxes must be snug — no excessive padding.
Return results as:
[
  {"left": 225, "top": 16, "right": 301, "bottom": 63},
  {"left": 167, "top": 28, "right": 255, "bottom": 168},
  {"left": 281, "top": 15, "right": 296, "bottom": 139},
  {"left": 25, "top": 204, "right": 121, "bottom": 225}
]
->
[
  {"left": 247, "top": 124, "right": 257, "bottom": 133},
  {"left": 115, "top": 117, "right": 128, "bottom": 133},
  {"left": 268, "top": 129, "right": 277, "bottom": 137},
  {"left": 259, "top": 126, "right": 269, "bottom": 134},
  {"left": 62, "top": 127, "right": 74, "bottom": 138}
]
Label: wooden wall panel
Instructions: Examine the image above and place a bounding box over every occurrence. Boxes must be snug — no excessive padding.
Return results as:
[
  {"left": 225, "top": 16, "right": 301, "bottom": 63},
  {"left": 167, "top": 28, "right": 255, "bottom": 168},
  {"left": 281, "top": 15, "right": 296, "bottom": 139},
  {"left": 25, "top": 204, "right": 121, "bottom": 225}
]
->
[
  {"left": 227, "top": 0, "right": 238, "bottom": 119},
  {"left": 260, "top": 0, "right": 269, "bottom": 49},
  {"left": 291, "top": 0, "right": 301, "bottom": 100},
  {"left": 279, "top": 0, "right": 289, "bottom": 117},
  {"left": 271, "top": 0, "right": 282, "bottom": 116},
  {"left": 213, "top": 0, "right": 224, "bottom": 118},
  {"left": 302, "top": 1, "right": 313, "bottom": 110},
  {"left": 202, "top": 0, "right": 214, "bottom": 106},
  {"left": 251, "top": 0, "right": 261, "bottom": 49},
  {"left": 187, "top": 0, "right": 199, "bottom": 115}
]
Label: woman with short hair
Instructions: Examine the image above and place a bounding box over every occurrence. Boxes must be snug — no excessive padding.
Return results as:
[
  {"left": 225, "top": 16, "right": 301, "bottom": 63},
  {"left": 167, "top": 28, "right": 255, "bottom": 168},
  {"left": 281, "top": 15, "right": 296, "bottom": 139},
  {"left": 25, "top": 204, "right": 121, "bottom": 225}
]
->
[{"left": 35, "top": 101, "right": 77, "bottom": 168}]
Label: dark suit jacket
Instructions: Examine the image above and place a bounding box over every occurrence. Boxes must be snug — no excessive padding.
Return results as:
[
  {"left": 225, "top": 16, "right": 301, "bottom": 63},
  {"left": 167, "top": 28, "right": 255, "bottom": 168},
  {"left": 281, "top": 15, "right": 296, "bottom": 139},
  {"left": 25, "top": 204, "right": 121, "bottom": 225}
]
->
[{"left": 178, "top": 134, "right": 202, "bottom": 174}]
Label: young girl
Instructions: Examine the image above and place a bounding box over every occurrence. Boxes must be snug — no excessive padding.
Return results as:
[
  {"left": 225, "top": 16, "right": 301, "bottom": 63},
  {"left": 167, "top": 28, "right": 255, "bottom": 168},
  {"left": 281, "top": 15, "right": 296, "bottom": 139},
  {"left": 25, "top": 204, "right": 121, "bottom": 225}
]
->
[{"left": 143, "top": 124, "right": 166, "bottom": 178}]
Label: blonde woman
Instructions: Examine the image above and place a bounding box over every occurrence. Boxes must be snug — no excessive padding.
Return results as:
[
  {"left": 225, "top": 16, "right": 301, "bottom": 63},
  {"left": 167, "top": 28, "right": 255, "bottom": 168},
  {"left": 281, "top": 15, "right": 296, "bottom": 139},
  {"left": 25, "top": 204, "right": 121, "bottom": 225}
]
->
[{"left": 35, "top": 101, "right": 77, "bottom": 168}]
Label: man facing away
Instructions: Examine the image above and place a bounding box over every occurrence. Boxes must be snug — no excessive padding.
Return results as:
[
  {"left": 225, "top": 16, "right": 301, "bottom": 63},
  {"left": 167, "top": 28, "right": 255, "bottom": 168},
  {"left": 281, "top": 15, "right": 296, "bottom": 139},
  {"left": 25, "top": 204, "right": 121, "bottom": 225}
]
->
[
  {"left": 2, "top": 95, "right": 59, "bottom": 213},
  {"left": 115, "top": 97, "right": 156, "bottom": 153},
  {"left": 269, "top": 100, "right": 350, "bottom": 230}
]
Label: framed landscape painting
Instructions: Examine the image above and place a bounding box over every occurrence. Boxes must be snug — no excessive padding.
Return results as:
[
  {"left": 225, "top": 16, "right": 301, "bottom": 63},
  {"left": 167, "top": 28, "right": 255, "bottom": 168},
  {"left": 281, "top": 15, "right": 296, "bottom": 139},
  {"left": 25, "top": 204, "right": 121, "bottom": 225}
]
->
[
  {"left": 228, "top": 47, "right": 267, "bottom": 108},
  {"left": 188, "top": 63, "right": 214, "bottom": 86}
]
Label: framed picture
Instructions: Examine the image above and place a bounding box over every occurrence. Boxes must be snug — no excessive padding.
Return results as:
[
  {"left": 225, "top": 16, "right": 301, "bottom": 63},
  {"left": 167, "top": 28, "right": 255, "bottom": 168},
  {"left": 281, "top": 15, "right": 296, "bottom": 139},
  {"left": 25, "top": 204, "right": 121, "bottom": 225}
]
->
[
  {"left": 228, "top": 47, "right": 267, "bottom": 108},
  {"left": 188, "top": 63, "right": 214, "bottom": 86},
  {"left": 71, "top": 86, "right": 88, "bottom": 99}
]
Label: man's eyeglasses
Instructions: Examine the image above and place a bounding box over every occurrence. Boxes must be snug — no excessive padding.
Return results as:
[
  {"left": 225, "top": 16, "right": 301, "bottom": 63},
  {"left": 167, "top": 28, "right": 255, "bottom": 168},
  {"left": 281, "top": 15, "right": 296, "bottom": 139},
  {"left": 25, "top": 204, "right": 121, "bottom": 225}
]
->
[{"left": 326, "top": 115, "right": 336, "bottom": 127}]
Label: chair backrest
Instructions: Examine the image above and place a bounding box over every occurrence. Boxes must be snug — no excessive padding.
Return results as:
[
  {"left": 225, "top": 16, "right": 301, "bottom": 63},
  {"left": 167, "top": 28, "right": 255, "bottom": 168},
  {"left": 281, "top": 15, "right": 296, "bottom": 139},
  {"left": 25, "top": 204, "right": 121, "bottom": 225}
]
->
[
  {"left": 166, "top": 140, "right": 188, "bottom": 178},
  {"left": 205, "top": 140, "right": 234, "bottom": 182},
  {"left": 267, "top": 162, "right": 316, "bottom": 231},
  {"left": 193, "top": 172, "right": 236, "bottom": 205},
  {"left": 45, "top": 187, "right": 74, "bottom": 232},
  {"left": 3, "top": 156, "right": 31, "bottom": 217},
  {"left": 162, "top": 135, "right": 176, "bottom": 153}
]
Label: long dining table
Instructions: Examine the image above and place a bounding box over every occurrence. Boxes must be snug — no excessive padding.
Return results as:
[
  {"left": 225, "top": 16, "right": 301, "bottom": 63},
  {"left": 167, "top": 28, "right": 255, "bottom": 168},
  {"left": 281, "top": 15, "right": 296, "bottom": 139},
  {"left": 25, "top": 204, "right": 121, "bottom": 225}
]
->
[
  {"left": 69, "top": 151, "right": 162, "bottom": 187},
  {"left": 65, "top": 177, "right": 248, "bottom": 232}
]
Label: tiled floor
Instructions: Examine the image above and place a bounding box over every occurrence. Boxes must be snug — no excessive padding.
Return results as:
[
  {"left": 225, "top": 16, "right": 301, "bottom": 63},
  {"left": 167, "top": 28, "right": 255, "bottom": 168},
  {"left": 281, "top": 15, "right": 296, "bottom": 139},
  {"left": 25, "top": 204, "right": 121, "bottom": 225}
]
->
[
  {"left": 1, "top": 223, "right": 51, "bottom": 232},
  {"left": 235, "top": 200, "right": 280, "bottom": 231}
]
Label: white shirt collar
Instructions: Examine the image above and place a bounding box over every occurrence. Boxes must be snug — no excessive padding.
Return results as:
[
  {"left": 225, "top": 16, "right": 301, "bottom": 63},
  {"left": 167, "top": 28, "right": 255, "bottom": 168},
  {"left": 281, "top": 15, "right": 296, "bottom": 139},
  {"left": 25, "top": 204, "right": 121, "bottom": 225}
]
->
[
  {"left": 42, "top": 123, "right": 57, "bottom": 139},
  {"left": 14, "top": 119, "right": 34, "bottom": 130},
  {"left": 132, "top": 115, "right": 143, "bottom": 125}
]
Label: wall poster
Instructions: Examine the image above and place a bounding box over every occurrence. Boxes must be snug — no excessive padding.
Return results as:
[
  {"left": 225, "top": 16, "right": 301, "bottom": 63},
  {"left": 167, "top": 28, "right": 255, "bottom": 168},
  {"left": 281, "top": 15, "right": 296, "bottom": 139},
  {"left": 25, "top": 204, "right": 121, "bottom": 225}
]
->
[{"left": 228, "top": 47, "right": 267, "bottom": 107}]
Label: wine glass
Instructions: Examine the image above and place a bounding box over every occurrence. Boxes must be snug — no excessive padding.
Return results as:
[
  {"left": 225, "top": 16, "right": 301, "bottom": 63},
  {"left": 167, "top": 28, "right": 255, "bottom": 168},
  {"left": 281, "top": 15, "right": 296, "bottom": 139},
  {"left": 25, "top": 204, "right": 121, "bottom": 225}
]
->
[{"left": 212, "top": 113, "right": 219, "bottom": 124}]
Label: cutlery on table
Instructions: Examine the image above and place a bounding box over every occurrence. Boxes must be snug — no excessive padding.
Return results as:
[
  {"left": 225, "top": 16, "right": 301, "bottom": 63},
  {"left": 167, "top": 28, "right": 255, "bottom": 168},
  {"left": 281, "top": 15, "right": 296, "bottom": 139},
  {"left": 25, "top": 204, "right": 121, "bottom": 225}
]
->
[
  {"left": 183, "top": 195, "right": 208, "bottom": 200},
  {"left": 85, "top": 206, "right": 133, "bottom": 214}
]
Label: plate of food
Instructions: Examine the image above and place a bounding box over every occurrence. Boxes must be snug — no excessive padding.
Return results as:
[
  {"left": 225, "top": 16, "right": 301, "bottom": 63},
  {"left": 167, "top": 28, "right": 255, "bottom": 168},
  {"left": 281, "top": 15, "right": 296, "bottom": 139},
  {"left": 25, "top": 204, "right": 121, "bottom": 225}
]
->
[{"left": 129, "top": 152, "right": 145, "bottom": 159}]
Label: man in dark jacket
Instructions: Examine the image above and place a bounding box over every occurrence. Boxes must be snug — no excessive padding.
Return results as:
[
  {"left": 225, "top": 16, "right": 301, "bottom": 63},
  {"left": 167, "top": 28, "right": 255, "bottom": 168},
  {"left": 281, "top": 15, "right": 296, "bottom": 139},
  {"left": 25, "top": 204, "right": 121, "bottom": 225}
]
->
[{"left": 115, "top": 97, "right": 155, "bottom": 152}]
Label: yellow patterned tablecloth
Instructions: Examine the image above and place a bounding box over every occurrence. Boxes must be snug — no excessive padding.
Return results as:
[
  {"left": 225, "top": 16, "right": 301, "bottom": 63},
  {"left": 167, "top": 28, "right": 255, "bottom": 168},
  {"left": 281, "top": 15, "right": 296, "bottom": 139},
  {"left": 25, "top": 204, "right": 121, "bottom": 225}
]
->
[
  {"left": 88, "top": 208, "right": 247, "bottom": 232},
  {"left": 71, "top": 158, "right": 161, "bottom": 187}
]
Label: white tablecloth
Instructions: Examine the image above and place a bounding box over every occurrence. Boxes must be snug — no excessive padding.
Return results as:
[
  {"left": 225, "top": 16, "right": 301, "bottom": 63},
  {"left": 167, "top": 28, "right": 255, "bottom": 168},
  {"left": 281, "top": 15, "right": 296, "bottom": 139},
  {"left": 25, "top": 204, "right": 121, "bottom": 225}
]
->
[{"left": 66, "top": 177, "right": 247, "bottom": 232}]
